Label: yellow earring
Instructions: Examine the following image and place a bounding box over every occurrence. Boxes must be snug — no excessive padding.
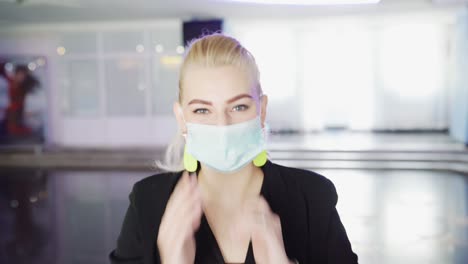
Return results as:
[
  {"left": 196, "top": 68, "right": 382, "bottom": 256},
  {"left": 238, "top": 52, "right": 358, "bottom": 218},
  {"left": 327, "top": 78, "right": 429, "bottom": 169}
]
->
[
  {"left": 184, "top": 145, "right": 198, "bottom": 172},
  {"left": 253, "top": 150, "right": 268, "bottom": 167}
]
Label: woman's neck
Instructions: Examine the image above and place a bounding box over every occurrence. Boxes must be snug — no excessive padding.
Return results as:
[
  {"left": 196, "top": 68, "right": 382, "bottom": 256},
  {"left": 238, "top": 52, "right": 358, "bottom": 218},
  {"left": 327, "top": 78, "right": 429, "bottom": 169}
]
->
[{"left": 197, "top": 163, "right": 263, "bottom": 208}]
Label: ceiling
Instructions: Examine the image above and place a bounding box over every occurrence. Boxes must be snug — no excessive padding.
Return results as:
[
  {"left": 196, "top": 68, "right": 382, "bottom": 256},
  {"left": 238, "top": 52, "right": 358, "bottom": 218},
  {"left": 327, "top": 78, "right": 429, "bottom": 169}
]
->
[{"left": 0, "top": 0, "right": 466, "bottom": 24}]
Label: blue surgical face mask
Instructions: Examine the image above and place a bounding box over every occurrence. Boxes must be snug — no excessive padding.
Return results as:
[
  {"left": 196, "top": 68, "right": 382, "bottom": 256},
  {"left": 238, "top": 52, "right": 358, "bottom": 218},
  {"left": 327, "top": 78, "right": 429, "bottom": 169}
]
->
[{"left": 184, "top": 115, "right": 268, "bottom": 173}]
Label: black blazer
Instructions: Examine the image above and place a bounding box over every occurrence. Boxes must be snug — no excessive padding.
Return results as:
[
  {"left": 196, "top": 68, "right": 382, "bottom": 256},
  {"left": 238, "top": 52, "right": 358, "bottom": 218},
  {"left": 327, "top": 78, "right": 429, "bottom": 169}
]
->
[{"left": 109, "top": 160, "right": 358, "bottom": 264}]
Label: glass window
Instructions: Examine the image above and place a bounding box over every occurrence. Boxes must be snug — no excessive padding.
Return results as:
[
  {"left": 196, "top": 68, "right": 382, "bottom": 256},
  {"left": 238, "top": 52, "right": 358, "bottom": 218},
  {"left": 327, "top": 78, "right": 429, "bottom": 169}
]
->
[
  {"left": 105, "top": 58, "right": 147, "bottom": 116},
  {"left": 150, "top": 28, "right": 181, "bottom": 115},
  {"left": 57, "top": 32, "right": 98, "bottom": 55},
  {"left": 59, "top": 60, "right": 100, "bottom": 117},
  {"left": 151, "top": 57, "right": 179, "bottom": 115},
  {"left": 102, "top": 31, "right": 145, "bottom": 54}
]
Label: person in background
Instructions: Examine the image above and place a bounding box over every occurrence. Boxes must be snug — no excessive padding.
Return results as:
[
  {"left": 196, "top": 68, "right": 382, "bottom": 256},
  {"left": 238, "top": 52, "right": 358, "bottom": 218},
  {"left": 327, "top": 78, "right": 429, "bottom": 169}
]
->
[
  {"left": 0, "top": 62, "right": 8, "bottom": 137},
  {"left": 0, "top": 64, "right": 39, "bottom": 137},
  {"left": 110, "top": 33, "right": 358, "bottom": 264}
]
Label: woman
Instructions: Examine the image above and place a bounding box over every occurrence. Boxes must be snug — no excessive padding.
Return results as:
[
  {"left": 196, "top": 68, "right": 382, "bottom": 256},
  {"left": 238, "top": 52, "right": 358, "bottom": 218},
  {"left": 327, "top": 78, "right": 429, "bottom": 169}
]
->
[
  {"left": 1, "top": 64, "right": 39, "bottom": 136},
  {"left": 109, "top": 33, "right": 358, "bottom": 264}
]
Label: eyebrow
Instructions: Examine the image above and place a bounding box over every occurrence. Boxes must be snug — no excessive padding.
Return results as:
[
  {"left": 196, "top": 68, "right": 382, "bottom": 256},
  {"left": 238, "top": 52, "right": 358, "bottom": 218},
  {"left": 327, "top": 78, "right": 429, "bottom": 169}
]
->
[
  {"left": 187, "top": 99, "right": 212, "bottom": 106},
  {"left": 227, "top": 94, "right": 253, "bottom": 103},
  {"left": 188, "top": 93, "right": 253, "bottom": 106}
]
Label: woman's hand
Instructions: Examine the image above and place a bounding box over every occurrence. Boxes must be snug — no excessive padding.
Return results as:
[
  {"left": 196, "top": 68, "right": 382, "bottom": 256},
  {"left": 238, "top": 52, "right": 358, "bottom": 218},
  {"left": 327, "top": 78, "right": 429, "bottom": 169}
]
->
[
  {"left": 236, "top": 196, "right": 294, "bottom": 264},
  {"left": 157, "top": 171, "right": 203, "bottom": 264}
]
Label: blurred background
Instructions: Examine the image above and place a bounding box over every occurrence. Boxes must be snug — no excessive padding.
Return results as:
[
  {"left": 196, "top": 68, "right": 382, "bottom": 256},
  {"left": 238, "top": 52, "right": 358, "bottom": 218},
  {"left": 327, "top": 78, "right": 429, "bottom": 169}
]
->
[{"left": 0, "top": 0, "right": 468, "bottom": 263}]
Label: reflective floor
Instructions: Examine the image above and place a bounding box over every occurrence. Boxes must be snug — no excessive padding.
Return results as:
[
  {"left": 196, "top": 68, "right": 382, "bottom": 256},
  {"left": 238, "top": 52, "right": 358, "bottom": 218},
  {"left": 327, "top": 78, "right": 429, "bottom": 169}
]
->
[
  {"left": 321, "top": 169, "right": 468, "bottom": 264},
  {"left": 1, "top": 167, "right": 468, "bottom": 264}
]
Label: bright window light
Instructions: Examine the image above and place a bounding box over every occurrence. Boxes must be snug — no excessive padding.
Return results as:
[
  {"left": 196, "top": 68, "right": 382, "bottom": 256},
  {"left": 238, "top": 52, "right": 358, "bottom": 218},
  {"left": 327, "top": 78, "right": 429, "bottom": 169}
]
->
[
  {"left": 379, "top": 24, "right": 444, "bottom": 99},
  {"left": 227, "top": 0, "right": 380, "bottom": 5},
  {"left": 301, "top": 25, "right": 375, "bottom": 130},
  {"left": 234, "top": 26, "right": 296, "bottom": 101}
]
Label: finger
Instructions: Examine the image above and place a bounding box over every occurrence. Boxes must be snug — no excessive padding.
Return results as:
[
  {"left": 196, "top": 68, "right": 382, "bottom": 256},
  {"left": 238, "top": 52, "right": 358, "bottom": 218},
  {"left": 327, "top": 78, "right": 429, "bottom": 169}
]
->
[
  {"left": 172, "top": 171, "right": 190, "bottom": 195},
  {"left": 166, "top": 173, "right": 197, "bottom": 218},
  {"left": 178, "top": 201, "right": 203, "bottom": 242},
  {"left": 190, "top": 197, "right": 203, "bottom": 230},
  {"left": 179, "top": 184, "right": 202, "bottom": 228},
  {"left": 165, "top": 199, "right": 200, "bottom": 244},
  {"left": 165, "top": 172, "right": 189, "bottom": 214},
  {"left": 243, "top": 196, "right": 272, "bottom": 216},
  {"left": 237, "top": 199, "right": 264, "bottom": 238},
  {"left": 256, "top": 196, "right": 273, "bottom": 215},
  {"left": 245, "top": 196, "right": 270, "bottom": 228},
  {"left": 251, "top": 198, "right": 285, "bottom": 243},
  {"left": 171, "top": 184, "right": 203, "bottom": 240},
  {"left": 157, "top": 175, "right": 200, "bottom": 255},
  {"left": 172, "top": 173, "right": 198, "bottom": 211},
  {"left": 161, "top": 174, "right": 199, "bottom": 236},
  {"left": 231, "top": 209, "right": 252, "bottom": 241}
]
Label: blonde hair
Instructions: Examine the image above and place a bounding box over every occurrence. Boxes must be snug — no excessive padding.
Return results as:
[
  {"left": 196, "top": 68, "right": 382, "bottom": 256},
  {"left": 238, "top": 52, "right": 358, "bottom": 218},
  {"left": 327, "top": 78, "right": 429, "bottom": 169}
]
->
[{"left": 155, "top": 32, "right": 263, "bottom": 172}]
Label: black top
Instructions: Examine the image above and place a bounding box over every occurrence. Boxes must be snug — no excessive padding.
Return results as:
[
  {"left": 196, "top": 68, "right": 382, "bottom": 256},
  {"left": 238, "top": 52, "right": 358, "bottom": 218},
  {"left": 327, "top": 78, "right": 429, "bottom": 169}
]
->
[{"left": 109, "top": 160, "right": 359, "bottom": 264}]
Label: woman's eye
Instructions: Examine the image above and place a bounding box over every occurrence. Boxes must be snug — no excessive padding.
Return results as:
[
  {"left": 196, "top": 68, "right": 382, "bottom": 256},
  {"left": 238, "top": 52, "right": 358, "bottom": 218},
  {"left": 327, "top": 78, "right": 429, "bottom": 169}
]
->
[
  {"left": 233, "top": 104, "right": 249, "bottom": 112},
  {"left": 193, "top": 108, "right": 209, "bottom": 114}
]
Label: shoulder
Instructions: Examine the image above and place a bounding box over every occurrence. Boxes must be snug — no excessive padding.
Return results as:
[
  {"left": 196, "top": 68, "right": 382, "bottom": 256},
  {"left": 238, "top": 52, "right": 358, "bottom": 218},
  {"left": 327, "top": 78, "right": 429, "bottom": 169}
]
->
[
  {"left": 134, "top": 170, "right": 182, "bottom": 190},
  {"left": 270, "top": 161, "right": 338, "bottom": 207},
  {"left": 130, "top": 170, "right": 183, "bottom": 207}
]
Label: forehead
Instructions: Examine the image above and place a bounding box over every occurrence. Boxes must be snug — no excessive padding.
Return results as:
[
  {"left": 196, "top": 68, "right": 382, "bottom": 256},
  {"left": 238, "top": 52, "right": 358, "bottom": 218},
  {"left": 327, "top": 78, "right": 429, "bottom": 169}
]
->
[{"left": 182, "top": 65, "right": 254, "bottom": 103}]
